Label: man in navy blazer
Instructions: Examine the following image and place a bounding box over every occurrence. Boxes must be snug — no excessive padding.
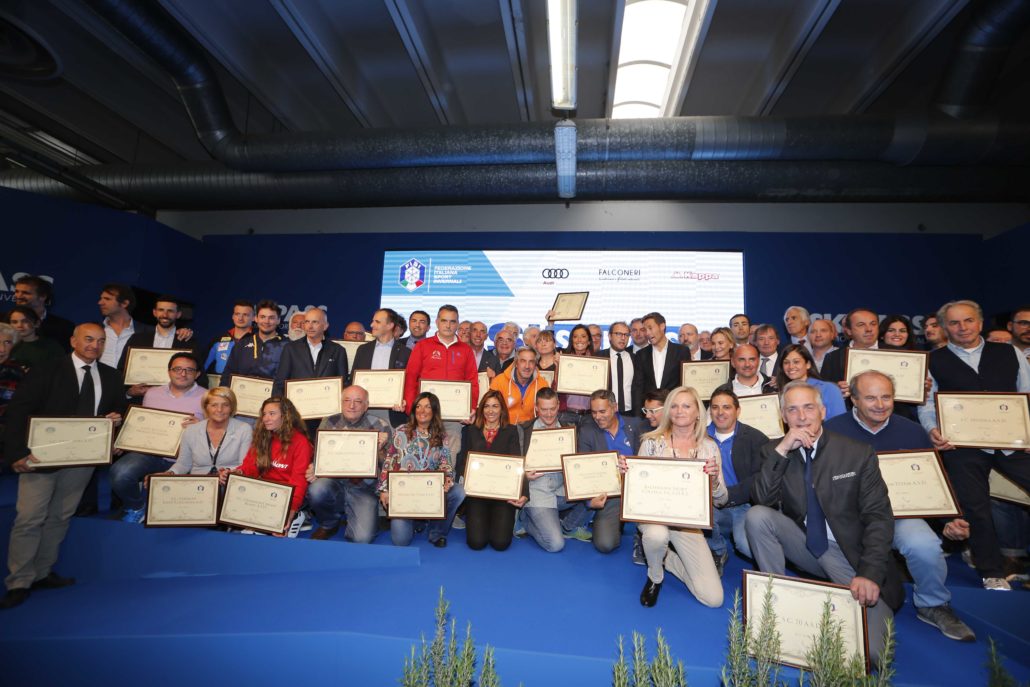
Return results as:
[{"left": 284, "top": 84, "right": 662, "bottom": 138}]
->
[
  {"left": 577, "top": 390, "right": 648, "bottom": 554},
  {"left": 350, "top": 308, "right": 410, "bottom": 427},
  {"left": 2, "top": 323, "right": 125, "bottom": 609},
  {"left": 273, "top": 307, "right": 349, "bottom": 397},
  {"left": 632, "top": 312, "right": 691, "bottom": 400}
]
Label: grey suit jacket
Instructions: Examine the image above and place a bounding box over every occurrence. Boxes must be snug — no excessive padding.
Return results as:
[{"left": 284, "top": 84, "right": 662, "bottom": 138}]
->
[{"left": 168, "top": 418, "right": 253, "bottom": 474}]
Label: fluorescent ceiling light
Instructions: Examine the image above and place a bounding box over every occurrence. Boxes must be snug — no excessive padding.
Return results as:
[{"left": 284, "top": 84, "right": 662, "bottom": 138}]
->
[
  {"left": 547, "top": 0, "right": 577, "bottom": 110},
  {"left": 612, "top": 0, "right": 712, "bottom": 119}
]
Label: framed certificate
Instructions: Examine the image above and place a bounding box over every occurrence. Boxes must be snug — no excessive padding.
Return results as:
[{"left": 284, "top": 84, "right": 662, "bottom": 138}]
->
[
  {"left": 743, "top": 570, "right": 869, "bottom": 672},
  {"left": 332, "top": 339, "right": 363, "bottom": 367},
  {"left": 681, "top": 361, "right": 731, "bottom": 401},
  {"left": 219, "top": 473, "right": 294, "bottom": 535},
  {"left": 285, "top": 376, "right": 344, "bottom": 419},
  {"left": 562, "top": 451, "right": 622, "bottom": 500},
  {"left": 27, "top": 417, "right": 113, "bottom": 467},
  {"left": 314, "top": 429, "right": 379, "bottom": 478},
  {"left": 538, "top": 369, "right": 555, "bottom": 386},
  {"left": 229, "top": 374, "right": 274, "bottom": 418},
  {"left": 845, "top": 348, "right": 929, "bottom": 404},
  {"left": 419, "top": 379, "right": 472, "bottom": 421},
  {"left": 555, "top": 355, "right": 610, "bottom": 396},
  {"left": 550, "top": 291, "right": 589, "bottom": 321},
  {"left": 113, "top": 406, "right": 190, "bottom": 457},
  {"left": 524, "top": 427, "right": 577, "bottom": 472},
  {"left": 621, "top": 457, "right": 713, "bottom": 529},
  {"left": 989, "top": 470, "right": 1030, "bottom": 507},
  {"left": 463, "top": 452, "right": 525, "bottom": 501},
  {"left": 477, "top": 372, "right": 491, "bottom": 403},
  {"left": 352, "top": 369, "right": 405, "bottom": 408},
  {"left": 737, "top": 393, "right": 784, "bottom": 439},
  {"left": 387, "top": 470, "right": 446, "bottom": 519},
  {"left": 145, "top": 475, "right": 220, "bottom": 527},
  {"left": 123, "top": 347, "right": 178, "bottom": 386},
  {"left": 876, "top": 450, "right": 961, "bottom": 518},
  {"left": 936, "top": 392, "right": 1030, "bottom": 450}
]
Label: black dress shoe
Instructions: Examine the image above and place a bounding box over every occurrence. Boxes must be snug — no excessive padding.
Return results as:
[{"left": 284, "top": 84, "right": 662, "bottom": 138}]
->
[
  {"left": 640, "top": 578, "right": 662, "bottom": 607},
  {"left": 432, "top": 537, "right": 447, "bottom": 548},
  {"left": 74, "top": 504, "right": 98, "bottom": 518},
  {"left": 31, "top": 573, "right": 75, "bottom": 590},
  {"left": 0, "top": 588, "right": 30, "bottom": 610}
]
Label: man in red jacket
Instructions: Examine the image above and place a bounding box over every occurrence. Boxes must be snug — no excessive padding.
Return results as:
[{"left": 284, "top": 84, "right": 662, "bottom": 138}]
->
[{"left": 403, "top": 305, "right": 478, "bottom": 457}]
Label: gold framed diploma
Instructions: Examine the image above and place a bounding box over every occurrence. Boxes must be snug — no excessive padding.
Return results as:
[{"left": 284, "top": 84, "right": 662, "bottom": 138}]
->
[
  {"left": 113, "top": 406, "right": 190, "bottom": 457},
  {"left": 550, "top": 291, "right": 589, "bottom": 321},
  {"left": 538, "top": 369, "right": 555, "bottom": 386},
  {"left": 561, "top": 451, "right": 622, "bottom": 500},
  {"left": 743, "top": 571, "right": 869, "bottom": 672},
  {"left": 145, "top": 475, "right": 220, "bottom": 527},
  {"left": 620, "top": 457, "right": 713, "bottom": 529},
  {"left": 737, "top": 393, "right": 785, "bottom": 439},
  {"left": 314, "top": 429, "right": 379, "bottom": 478},
  {"left": 477, "top": 372, "right": 491, "bottom": 403},
  {"left": 285, "top": 376, "right": 344, "bottom": 419},
  {"left": 524, "top": 427, "right": 577, "bottom": 472},
  {"left": 936, "top": 392, "right": 1030, "bottom": 450},
  {"left": 351, "top": 369, "right": 406, "bottom": 408},
  {"left": 123, "top": 347, "right": 178, "bottom": 386},
  {"left": 219, "top": 473, "right": 294, "bottom": 535},
  {"left": 27, "top": 417, "right": 114, "bottom": 467},
  {"left": 680, "top": 361, "right": 731, "bottom": 401},
  {"left": 989, "top": 470, "right": 1030, "bottom": 507},
  {"left": 387, "top": 470, "right": 446, "bottom": 519},
  {"left": 332, "top": 339, "right": 363, "bottom": 368},
  {"left": 555, "top": 355, "right": 610, "bottom": 396},
  {"left": 462, "top": 452, "right": 525, "bottom": 501},
  {"left": 419, "top": 379, "right": 472, "bottom": 421},
  {"left": 876, "top": 450, "right": 961, "bottom": 518},
  {"left": 229, "top": 374, "right": 274, "bottom": 418},
  {"left": 845, "top": 348, "right": 929, "bottom": 404}
]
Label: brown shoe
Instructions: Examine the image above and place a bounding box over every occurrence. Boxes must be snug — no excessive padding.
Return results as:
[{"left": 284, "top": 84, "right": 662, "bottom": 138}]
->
[{"left": 310, "top": 525, "right": 340, "bottom": 541}]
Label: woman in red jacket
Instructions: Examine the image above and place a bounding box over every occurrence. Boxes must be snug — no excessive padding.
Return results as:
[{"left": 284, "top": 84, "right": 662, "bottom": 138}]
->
[{"left": 221, "top": 397, "right": 312, "bottom": 537}]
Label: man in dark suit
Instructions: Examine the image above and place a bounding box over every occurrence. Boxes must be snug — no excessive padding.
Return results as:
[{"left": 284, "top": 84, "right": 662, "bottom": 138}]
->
[
  {"left": 11, "top": 275, "right": 74, "bottom": 352},
  {"left": 678, "top": 323, "right": 713, "bottom": 361},
  {"left": 350, "top": 308, "right": 410, "bottom": 427},
  {"left": 705, "top": 389, "right": 768, "bottom": 573},
  {"left": 820, "top": 308, "right": 880, "bottom": 384},
  {"left": 273, "top": 307, "right": 349, "bottom": 398},
  {"left": 469, "top": 321, "right": 502, "bottom": 375},
  {"left": 603, "top": 321, "right": 639, "bottom": 417},
  {"left": 578, "top": 390, "right": 648, "bottom": 554},
  {"left": 745, "top": 380, "right": 899, "bottom": 664},
  {"left": 117, "top": 295, "right": 198, "bottom": 400},
  {"left": 2, "top": 323, "right": 125, "bottom": 609},
  {"left": 632, "top": 312, "right": 690, "bottom": 400}
]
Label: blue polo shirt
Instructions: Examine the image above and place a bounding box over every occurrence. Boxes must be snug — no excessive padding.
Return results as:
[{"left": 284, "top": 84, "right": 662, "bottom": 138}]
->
[
  {"left": 604, "top": 415, "right": 633, "bottom": 454},
  {"left": 707, "top": 423, "right": 740, "bottom": 487}
]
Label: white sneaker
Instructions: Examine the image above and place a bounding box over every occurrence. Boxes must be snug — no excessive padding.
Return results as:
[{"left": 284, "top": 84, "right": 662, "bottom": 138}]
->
[
  {"left": 982, "top": 577, "right": 1012, "bottom": 591},
  {"left": 286, "top": 510, "right": 307, "bottom": 539},
  {"left": 298, "top": 509, "right": 314, "bottom": 532}
]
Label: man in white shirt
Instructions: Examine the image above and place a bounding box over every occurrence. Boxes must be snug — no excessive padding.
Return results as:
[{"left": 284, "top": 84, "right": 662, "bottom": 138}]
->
[
  {"left": 97, "top": 284, "right": 138, "bottom": 368},
  {"left": 716, "top": 344, "right": 770, "bottom": 397},
  {"left": 605, "top": 321, "right": 637, "bottom": 416}
]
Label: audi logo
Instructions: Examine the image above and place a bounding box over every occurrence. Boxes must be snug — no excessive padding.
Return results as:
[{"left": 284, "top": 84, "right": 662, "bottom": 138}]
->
[{"left": 541, "top": 269, "right": 569, "bottom": 279}]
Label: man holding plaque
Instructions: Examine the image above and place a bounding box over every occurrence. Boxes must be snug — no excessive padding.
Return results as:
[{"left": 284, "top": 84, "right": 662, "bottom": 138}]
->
[
  {"left": 273, "top": 307, "right": 349, "bottom": 398},
  {"left": 2, "top": 323, "right": 124, "bottom": 610},
  {"left": 825, "top": 370, "right": 975, "bottom": 641},
  {"left": 219, "top": 300, "right": 287, "bottom": 387},
  {"left": 118, "top": 296, "right": 199, "bottom": 400},
  {"left": 351, "top": 308, "right": 410, "bottom": 427},
  {"left": 578, "top": 390, "right": 648, "bottom": 553},
  {"left": 918, "top": 299, "right": 1030, "bottom": 591},
  {"left": 489, "top": 347, "right": 550, "bottom": 424},
  {"left": 745, "top": 381, "right": 900, "bottom": 664},
  {"left": 306, "top": 385, "right": 392, "bottom": 542}
]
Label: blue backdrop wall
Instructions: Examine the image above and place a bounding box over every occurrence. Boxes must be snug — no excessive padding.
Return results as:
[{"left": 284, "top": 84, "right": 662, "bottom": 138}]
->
[{"left": 2, "top": 187, "right": 1024, "bottom": 346}]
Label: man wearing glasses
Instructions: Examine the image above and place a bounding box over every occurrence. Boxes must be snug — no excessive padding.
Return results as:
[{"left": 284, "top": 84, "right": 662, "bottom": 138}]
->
[
  {"left": 109, "top": 352, "right": 205, "bottom": 523},
  {"left": 1009, "top": 306, "right": 1030, "bottom": 362},
  {"left": 604, "top": 321, "right": 638, "bottom": 417}
]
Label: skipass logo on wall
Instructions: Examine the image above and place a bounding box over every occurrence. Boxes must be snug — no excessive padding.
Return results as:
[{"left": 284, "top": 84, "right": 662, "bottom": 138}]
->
[{"left": 399, "top": 259, "right": 427, "bottom": 292}]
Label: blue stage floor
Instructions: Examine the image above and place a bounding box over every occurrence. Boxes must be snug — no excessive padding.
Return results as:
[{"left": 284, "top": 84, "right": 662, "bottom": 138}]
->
[{"left": 0, "top": 474, "right": 1028, "bottom": 687}]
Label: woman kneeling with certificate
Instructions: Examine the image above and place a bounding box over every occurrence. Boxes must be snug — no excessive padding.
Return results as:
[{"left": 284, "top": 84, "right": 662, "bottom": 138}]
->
[
  {"left": 460, "top": 390, "right": 526, "bottom": 551},
  {"left": 635, "top": 386, "right": 727, "bottom": 609},
  {"left": 220, "top": 397, "right": 311, "bottom": 537},
  {"left": 378, "top": 392, "right": 465, "bottom": 548}
]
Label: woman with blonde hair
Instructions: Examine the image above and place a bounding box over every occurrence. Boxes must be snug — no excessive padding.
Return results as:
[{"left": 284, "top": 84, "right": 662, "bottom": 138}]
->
[
  {"left": 157, "top": 387, "right": 252, "bottom": 477},
  {"left": 709, "top": 327, "right": 735, "bottom": 361},
  {"left": 635, "top": 385, "right": 727, "bottom": 608}
]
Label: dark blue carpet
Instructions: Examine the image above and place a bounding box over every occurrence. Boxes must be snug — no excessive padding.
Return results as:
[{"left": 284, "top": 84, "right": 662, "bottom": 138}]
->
[{"left": 0, "top": 473, "right": 1027, "bottom": 687}]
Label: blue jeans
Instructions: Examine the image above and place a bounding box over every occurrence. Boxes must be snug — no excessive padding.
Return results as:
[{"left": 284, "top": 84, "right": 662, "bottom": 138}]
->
[
  {"left": 109, "top": 452, "right": 174, "bottom": 510},
  {"left": 522, "top": 500, "right": 592, "bottom": 553},
  {"left": 307, "top": 478, "right": 379, "bottom": 543},
  {"left": 992, "top": 498, "right": 1030, "bottom": 557},
  {"left": 893, "top": 518, "right": 949, "bottom": 608},
  {"left": 390, "top": 483, "right": 465, "bottom": 546},
  {"left": 708, "top": 503, "right": 752, "bottom": 559}
]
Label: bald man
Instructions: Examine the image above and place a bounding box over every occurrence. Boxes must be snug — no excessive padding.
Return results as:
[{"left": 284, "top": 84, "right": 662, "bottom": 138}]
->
[
  {"left": 342, "top": 322, "right": 366, "bottom": 341},
  {"left": 2, "top": 323, "right": 126, "bottom": 609},
  {"left": 273, "top": 307, "right": 349, "bottom": 397}
]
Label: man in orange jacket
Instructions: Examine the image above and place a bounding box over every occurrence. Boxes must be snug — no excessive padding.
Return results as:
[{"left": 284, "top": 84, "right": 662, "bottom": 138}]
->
[{"left": 490, "top": 347, "right": 551, "bottom": 424}]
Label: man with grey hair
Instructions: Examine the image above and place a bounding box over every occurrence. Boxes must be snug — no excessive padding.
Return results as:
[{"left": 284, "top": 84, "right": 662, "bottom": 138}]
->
[
  {"left": 746, "top": 380, "right": 899, "bottom": 664},
  {"left": 493, "top": 327, "right": 517, "bottom": 372},
  {"left": 522, "top": 325, "right": 541, "bottom": 350},
  {"left": 918, "top": 299, "right": 1030, "bottom": 591},
  {"left": 783, "top": 306, "right": 811, "bottom": 346},
  {"left": 273, "top": 307, "right": 349, "bottom": 397},
  {"left": 588, "top": 324, "right": 604, "bottom": 352},
  {"left": 678, "top": 323, "right": 711, "bottom": 361}
]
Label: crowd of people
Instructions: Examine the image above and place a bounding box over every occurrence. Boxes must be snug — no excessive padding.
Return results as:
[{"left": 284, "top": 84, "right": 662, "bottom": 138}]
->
[{"left": 1, "top": 275, "right": 1029, "bottom": 666}]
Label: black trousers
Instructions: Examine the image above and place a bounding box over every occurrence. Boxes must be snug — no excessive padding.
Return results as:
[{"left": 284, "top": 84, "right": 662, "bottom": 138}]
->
[
  {"left": 943, "top": 448, "right": 1030, "bottom": 577},
  {"left": 464, "top": 497, "right": 517, "bottom": 551}
]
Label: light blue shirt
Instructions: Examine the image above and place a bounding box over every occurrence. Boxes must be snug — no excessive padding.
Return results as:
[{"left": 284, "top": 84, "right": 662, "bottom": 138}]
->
[{"left": 371, "top": 339, "right": 394, "bottom": 369}]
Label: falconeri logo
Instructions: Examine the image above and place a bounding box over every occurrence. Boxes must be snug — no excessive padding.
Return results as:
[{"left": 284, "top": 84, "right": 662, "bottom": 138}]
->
[{"left": 399, "top": 259, "right": 427, "bottom": 292}]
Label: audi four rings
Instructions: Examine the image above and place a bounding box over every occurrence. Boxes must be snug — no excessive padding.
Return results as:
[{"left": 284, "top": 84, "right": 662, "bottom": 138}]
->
[{"left": 541, "top": 269, "right": 569, "bottom": 279}]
